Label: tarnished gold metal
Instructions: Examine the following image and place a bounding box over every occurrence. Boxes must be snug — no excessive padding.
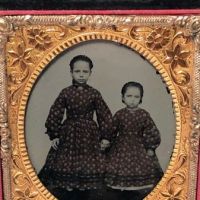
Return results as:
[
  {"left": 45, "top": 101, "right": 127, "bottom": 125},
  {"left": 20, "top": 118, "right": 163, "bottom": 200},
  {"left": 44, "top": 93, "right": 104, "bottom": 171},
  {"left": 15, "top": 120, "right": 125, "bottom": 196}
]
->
[{"left": 0, "top": 15, "right": 199, "bottom": 200}]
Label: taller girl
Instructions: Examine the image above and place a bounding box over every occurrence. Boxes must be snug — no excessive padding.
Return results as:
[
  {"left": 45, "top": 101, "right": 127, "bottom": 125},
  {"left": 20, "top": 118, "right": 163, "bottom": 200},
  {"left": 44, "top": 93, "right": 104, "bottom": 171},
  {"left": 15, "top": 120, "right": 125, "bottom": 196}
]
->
[{"left": 39, "top": 55, "right": 112, "bottom": 199}]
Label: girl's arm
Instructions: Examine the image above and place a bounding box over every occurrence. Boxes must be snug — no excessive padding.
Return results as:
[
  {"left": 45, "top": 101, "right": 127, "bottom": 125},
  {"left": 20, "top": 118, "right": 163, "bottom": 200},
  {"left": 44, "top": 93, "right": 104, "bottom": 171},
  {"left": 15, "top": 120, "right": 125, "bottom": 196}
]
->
[
  {"left": 45, "top": 89, "right": 66, "bottom": 140},
  {"left": 142, "top": 112, "right": 161, "bottom": 152},
  {"left": 94, "top": 90, "right": 113, "bottom": 142},
  {"left": 100, "top": 112, "right": 120, "bottom": 150},
  {"left": 110, "top": 112, "right": 120, "bottom": 145}
]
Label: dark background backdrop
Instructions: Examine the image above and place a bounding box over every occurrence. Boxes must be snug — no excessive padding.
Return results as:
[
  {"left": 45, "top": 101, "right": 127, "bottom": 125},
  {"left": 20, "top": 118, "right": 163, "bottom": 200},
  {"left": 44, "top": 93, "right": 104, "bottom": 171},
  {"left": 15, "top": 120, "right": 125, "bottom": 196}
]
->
[{"left": 0, "top": 0, "right": 200, "bottom": 10}]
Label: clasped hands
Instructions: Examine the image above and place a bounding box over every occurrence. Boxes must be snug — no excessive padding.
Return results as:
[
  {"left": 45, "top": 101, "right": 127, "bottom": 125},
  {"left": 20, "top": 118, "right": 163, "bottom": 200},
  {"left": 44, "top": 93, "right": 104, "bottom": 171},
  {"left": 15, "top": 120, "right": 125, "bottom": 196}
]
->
[{"left": 51, "top": 138, "right": 110, "bottom": 151}]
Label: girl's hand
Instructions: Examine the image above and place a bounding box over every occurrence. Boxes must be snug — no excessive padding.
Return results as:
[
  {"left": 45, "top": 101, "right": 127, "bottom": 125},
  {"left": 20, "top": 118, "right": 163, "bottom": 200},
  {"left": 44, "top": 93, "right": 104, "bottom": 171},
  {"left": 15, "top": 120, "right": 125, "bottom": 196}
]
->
[
  {"left": 100, "top": 139, "right": 110, "bottom": 151},
  {"left": 147, "top": 149, "right": 155, "bottom": 157},
  {"left": 51, "top": 138, "right": 60, "bottom": 150}
]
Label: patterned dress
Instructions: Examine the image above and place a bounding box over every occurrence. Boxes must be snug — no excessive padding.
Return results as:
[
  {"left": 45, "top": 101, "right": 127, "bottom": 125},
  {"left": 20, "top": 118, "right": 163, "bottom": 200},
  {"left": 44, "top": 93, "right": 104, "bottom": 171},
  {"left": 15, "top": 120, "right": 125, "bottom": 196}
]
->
[
  {"left": 38, "top": 82, "right": 113, "bottom": 191},
  {"left": 105, "top": 108, "right": 163, "bottom": 187}
]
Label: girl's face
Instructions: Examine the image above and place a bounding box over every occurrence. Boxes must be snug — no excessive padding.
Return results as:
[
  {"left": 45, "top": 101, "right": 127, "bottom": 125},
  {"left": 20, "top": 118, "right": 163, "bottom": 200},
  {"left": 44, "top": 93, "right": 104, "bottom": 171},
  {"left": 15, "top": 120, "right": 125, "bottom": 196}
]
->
[
  {"left": 122, "top": 86, "right": 141, "bottom": 108},
  {"left": 71, "top": 60, "right": 91, "bottom": 84}
]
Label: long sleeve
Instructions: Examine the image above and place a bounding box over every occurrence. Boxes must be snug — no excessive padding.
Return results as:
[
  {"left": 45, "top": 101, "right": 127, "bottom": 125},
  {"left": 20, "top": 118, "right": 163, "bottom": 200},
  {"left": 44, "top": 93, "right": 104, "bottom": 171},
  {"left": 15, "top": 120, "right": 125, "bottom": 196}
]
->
[
  {"left": 94, "top": 90, "right": 113, "bottom": 141},
  {"left": 110, "top": 112, "right": 121, "bottom": 144},
  {"left": 142, "top": 112, "right": 161, "bottom": 150},
  {"left": 45, "top": 89, "right": 66, "bottom": 140}
]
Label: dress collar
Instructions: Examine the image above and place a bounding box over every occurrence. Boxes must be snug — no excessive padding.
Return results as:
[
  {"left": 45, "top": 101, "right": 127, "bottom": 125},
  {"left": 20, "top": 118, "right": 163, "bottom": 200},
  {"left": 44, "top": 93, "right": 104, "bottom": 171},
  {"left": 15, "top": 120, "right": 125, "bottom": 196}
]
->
[
  {"left": 72, "top": 80, "right": 89, "bottom": 89},
  {"left": 126, "top": 107, "right": 140, "bottom": 113}
]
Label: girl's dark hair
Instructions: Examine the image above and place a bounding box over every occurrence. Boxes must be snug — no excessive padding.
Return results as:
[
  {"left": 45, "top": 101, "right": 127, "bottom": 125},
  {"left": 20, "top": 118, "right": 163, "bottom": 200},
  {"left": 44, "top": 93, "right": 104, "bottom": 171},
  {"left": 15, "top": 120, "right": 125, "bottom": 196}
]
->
[
  {"left": 121, "top": 81, "right": 144, "bottom": 104},
  {"left": 69, "top": 55, "right": 93, "bottom": 71}
]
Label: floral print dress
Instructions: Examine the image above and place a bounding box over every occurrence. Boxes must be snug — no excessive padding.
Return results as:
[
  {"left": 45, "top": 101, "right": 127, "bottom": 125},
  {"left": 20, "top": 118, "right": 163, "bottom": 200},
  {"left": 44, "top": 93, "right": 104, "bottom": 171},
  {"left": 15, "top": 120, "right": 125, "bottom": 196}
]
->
[
  {"left": 105, "top": 108, "right": 163, "bottom": 188},
  {"left": 38, "top": 83, "right": 113, "bottom": 191}
]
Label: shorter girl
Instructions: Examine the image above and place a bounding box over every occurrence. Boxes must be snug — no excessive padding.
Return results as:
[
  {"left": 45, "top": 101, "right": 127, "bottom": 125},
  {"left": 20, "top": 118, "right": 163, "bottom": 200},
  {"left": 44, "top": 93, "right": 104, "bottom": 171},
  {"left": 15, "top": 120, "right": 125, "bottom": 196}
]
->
[{"left": 105, "top": 81, "right": 163, "bottom": 200}]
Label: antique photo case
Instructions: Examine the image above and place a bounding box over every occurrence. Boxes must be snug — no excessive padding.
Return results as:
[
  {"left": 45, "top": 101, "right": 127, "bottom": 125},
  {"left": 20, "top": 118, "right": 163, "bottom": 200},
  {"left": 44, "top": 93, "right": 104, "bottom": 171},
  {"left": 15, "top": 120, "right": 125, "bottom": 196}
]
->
[{"left": 0, "top": 15, "right": 199, "bottom": 200}]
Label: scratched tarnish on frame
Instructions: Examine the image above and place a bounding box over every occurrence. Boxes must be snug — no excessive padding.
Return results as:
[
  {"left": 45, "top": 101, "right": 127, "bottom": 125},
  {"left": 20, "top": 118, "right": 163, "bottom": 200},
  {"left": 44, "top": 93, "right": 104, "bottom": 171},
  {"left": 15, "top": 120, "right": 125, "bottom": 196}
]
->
[{"left": 0, "top": 15, "right": 199, "bottom": 200}]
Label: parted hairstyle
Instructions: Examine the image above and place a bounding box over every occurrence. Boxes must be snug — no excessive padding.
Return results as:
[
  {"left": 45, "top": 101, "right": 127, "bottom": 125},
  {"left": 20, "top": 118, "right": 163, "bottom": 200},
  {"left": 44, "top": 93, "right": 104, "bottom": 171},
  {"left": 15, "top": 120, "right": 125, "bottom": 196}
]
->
[
  {"left": 121, "top": 81, "right": 144, "bottom": 104},
  {"left": 69, "top": 55, "right": 93, "bottom": 71}
]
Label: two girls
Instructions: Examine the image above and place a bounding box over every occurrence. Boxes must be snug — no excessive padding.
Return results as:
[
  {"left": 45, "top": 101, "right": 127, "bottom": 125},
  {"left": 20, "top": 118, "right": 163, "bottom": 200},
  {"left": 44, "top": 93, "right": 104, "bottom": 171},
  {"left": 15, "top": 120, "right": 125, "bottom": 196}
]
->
[{"left": 39, "top": 55, "right": 163, "bottom": 200}]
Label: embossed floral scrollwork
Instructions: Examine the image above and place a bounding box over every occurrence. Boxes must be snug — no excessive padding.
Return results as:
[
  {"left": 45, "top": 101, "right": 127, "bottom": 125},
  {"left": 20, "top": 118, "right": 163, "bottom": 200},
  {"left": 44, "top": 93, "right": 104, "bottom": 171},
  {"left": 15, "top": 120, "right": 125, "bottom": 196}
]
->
[
  {"left": 175, "top": 16, "right": 200, "bottom": 45},
  {"left": 129, "top": 26, "right": 172, "bottom": 51},
  {"left": 14, "top": 188, "right": 38, "bottom": 200},
  {"left": 161, "top": 171, "right": 186, "bottom": 200},
  {"left": 190, "top": 105, "right": 200, "bottom": 159},
  {"left": 160, "top": 136, "right": 188, "bottom": 199},
  {"left": 0, "top": 17, "right": 13, "bottom": 35},
  {"left": 78, "top": 15, "right": 133, "bottom": 29},
  {"left": 8, "top": 70, "right": 29, "bottom": 85},
  {"left": 27, "top": 28, "right": 53, "bottom": 51},
  {"left": 161, "top": 186, "right": 182, "bottom": 200},
  {"left": 146, "top": 27, "right": 171, "bottom": 51},
  {"left": 0, "top": 17, "right": 13, "bottom": 200},
  {"left": 8, "top": 43, "right": 33, "bottom": 72},
  {"left": 173, "top": 137, "right": 188, "bottom": 173},
  {"left": 7, "top": 43, "right": 33, "bottom": 105},
  {"left": 179, "top": 87, "right": 190, "bottom": 108},
  {"left": 163, "top": 44, "right": 191, "bottom": 108},
  {"left": 129, "top": 26, "right": 142, "bottom": 40},
  {"left": 185, "top": 16, "right": 200, "bottom": 35},
  {"left": 13, "top": 171, "right": 38, "bottom": 200},
  {"left": 173, "top": 152, "right": 187, "bottom": 173},
  {"left": 5, "top": 15, "right": 32, "bottom": 28},
  {"left": 0, "top": 17, "right": 12, "bottom": 126},
  {"left": 1, "top": 136, "right": 10, "bottom": 153},
  {"left": 0, "top": 101, "right": 7, "bottom": 124},
  {"left": 164, "top": 45, "right": 190, "bottom": 70},
  {"left": 13, "top": 172, "right": 31, "bottom": 187},
  {"left": 1, "top": 127, "right": 10, "bottom": 154},
  {"left": 12, "top": 155, "right": 24, "bottom": 170},
  {"left": 192, "top": 105, "right": 200, "bottom": 128},
  {"left": 171, "top": 70, "right": 190, "bottom": 87}
]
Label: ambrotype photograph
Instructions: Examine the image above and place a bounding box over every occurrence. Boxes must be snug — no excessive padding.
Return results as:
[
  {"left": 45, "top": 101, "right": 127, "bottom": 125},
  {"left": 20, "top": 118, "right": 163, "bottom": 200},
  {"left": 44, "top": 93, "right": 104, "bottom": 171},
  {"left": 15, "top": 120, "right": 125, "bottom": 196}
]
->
[{"left": 25, "top": 41, "right": 175, "bottom": 200}]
